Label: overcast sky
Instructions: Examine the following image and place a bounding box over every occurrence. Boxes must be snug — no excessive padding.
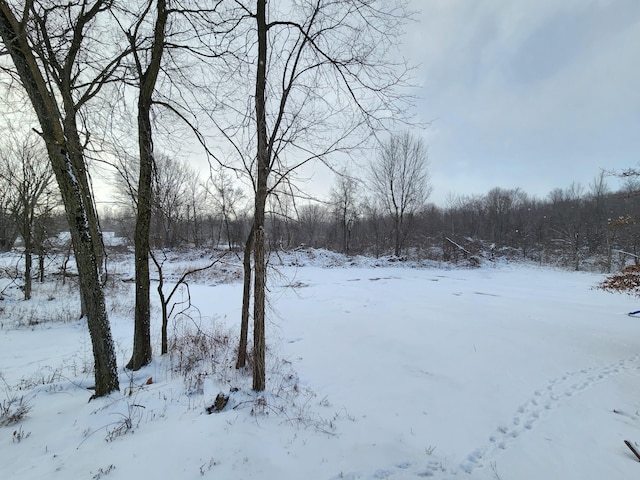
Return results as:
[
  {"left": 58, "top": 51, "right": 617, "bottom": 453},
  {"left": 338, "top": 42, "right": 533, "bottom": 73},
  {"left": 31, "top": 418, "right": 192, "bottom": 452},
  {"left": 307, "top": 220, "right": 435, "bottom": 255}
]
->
[{"left": 405, "top": 0, "right": 640, "bottom": 205}]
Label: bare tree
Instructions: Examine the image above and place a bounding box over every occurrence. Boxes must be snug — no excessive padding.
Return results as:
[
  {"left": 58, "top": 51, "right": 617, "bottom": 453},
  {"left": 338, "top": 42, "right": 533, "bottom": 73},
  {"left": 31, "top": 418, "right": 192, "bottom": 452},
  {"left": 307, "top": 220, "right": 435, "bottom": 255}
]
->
[
  {"left": 0, "top": 172, "right": 18, "bottom": 251},
  {"left": 176, "top": 0, "right": 415, "bottom": 389},
  {"left": 370, "top": 131, "right": 431, "bottom": 257},
  {"left": 246, "top": 0, "right": 415, "bottom": 390},
  {"left": 0, "top": 132, "right": 56, "bottom": 300},
  {"left": 150, "top": 249, "right": 223, "bottom": 355},
  {"left": 330, "top": 171, "right": 360, "bottom": 254},
  {"left": 111, "top": 152, "right": 199, "bottom": 247},
  {"left": 483, "top": 187, "right": 526, "bottom": 246},
  {"left": 153, "top": 155, "right": 202, "bottom": 246},
  {"left": 0, "top": 0, "right": 124, "bottom": 396},
  {"left": 297, "top": 203, "right": 327, "bottom": 248},
  {"left": 114, "top": 0, "right": 169, "bottom": 371},
  {"left": 207, "top": 168, "right": 245, "bottom": 250},
  {"left": 104, "top": 0, "right": 233, "bottom": 369}
]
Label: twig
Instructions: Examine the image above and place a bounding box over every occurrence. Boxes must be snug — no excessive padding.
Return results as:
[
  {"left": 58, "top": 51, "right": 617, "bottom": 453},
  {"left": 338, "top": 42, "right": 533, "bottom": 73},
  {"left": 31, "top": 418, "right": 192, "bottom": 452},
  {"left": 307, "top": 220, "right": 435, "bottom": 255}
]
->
[{"left": 625, "top": 440, "right": 640, "bottom": 462}]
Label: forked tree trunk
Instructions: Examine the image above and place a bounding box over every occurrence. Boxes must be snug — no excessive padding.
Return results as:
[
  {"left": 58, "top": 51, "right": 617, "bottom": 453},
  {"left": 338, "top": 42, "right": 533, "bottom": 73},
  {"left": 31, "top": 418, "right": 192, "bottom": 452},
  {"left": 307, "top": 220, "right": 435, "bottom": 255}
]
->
[{"left": 152, "top": 254, "right": 168, "bottom": 355}]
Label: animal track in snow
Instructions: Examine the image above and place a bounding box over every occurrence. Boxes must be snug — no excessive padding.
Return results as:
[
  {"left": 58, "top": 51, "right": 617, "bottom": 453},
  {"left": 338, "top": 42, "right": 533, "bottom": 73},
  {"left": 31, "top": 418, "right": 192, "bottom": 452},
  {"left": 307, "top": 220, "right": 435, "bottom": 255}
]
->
[
  {"left": 460, "top": 353, "right": 640, "bottom": 477},
  {"left": 330, "top": 354, "right": 640, "bottom": 479}
]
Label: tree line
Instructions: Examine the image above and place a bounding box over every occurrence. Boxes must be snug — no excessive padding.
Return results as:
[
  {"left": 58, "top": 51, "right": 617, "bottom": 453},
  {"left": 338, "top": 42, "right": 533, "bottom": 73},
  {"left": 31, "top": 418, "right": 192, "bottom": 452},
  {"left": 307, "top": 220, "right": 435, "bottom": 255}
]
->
[
  {"left": 96, "top": 168, "right": 640, "bottom": 273},
  {"left": 4, "top": 139, "right": 636, "bottom": 279}
]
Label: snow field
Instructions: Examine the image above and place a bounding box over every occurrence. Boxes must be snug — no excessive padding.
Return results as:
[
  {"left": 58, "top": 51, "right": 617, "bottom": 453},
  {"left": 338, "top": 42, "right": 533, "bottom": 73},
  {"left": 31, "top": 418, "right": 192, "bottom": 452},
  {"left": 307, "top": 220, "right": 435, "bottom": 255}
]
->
[{"left": 1, "top": 252, "right": 640, "bottom": 479}]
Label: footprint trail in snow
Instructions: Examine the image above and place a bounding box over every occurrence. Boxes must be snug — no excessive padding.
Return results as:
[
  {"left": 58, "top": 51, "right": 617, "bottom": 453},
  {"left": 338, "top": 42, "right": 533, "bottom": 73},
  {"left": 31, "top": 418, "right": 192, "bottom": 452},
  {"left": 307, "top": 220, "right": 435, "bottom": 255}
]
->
[{"left": 330, "top": 353, "right": 640, "bottom": 479}]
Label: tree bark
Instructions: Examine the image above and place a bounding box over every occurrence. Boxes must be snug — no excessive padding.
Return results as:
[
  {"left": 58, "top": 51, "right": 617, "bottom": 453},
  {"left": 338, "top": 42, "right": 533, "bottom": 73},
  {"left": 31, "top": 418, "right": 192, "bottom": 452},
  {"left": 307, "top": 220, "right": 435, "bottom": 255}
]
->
[
  {"left": 128, "top": 91, "right": 153, "bottom": 368},
  {"left": 252, "top": 0, "right": 268, "bottom": 392}
]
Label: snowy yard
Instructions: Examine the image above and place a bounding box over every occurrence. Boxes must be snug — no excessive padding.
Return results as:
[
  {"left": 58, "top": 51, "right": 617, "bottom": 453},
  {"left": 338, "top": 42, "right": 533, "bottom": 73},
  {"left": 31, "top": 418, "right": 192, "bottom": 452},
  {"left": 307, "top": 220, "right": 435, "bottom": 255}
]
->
[{"left": 1, "top": 251, "right": 640, "bottom": 479}]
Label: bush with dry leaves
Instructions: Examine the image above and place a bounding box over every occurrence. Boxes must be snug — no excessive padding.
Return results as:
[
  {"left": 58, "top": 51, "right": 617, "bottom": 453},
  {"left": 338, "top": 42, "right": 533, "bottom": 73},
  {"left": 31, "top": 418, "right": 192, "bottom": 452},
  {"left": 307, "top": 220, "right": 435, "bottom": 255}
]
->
[{"left": 597, "top": 265, "right": 640, "bottom": 296}]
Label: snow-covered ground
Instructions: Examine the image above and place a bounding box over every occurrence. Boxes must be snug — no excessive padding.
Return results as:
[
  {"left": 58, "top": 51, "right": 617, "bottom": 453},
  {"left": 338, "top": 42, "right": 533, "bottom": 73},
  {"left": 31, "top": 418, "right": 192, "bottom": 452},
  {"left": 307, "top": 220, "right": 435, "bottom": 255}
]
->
[{"left": 1, "top": 250, "right": 639, "bottom": 479}]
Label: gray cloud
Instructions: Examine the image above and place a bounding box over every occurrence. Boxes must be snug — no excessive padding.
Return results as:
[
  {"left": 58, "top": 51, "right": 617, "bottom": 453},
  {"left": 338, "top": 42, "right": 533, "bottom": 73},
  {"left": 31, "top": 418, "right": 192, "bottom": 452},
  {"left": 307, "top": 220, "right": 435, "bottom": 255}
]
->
[{"left": 408, "top": 0, "right": 640, "bottom": 204}]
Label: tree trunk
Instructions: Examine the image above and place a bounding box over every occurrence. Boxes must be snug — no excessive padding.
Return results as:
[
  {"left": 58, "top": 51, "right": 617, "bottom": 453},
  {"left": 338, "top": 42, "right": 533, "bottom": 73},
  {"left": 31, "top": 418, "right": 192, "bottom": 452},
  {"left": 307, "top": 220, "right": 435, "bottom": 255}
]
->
[
  {"left": 253, "top": 220, "right": 266, "bottom": 391},
  {"left": 23, "top": 209, "right": 32, "bottom": 300},
  {"left": 128, "top": 127, "right": 153, "bottom": 369},
  {"left": 127, "top": 0, "right": 168, "bottom": 371},
  {"left": 236, "top": 223, "right": 254, "bottom": 369},
  {"left": 153, "top": 255, "right": 168, "bottom": 355},
  {"left": 394, "top": 213, "right": 401, "bottom": 257},
  {"left": 342, "top": 210, "right": 348, "bottom": 254},
  {"left": 127, "top": 97, "right": 154, "bottom": 370},
  {"left": 24, "top": 248, "right": 32, "bottom": 300},
  {"left": 74, "top": 227, "right": 119, "bottom": 396},
  {"left": 61, "top": 123, "right": 118, "bottom": 396},
  {"left": 38, "top": 250, "right": 44, "bottom": 282},
  {"left": 160, "top": 283, "right": 168, "bottom": 355},
  {"left": 61, "top": 111, "right": 106, "bottom": 281},
  {"left": 252, "top": 0, "right": 268, "bottom": 392}
]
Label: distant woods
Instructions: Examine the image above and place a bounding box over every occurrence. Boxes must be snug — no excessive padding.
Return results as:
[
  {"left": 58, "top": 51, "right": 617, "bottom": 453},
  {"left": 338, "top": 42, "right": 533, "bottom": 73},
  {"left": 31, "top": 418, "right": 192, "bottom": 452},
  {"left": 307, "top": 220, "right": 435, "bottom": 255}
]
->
[
  {"left": 2, "top": 133, "right": 637, "bottom": 274},
  {"left": 92, "top": 169, "right": 639, "bottom": 273}
]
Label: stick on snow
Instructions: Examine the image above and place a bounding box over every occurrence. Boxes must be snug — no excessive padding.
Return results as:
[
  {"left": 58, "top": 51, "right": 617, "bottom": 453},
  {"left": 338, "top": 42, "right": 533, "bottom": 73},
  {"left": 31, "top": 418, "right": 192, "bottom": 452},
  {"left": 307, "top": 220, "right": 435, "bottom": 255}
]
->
[{"left": 624, "top": 440, "right": 640, "bottom": 462}]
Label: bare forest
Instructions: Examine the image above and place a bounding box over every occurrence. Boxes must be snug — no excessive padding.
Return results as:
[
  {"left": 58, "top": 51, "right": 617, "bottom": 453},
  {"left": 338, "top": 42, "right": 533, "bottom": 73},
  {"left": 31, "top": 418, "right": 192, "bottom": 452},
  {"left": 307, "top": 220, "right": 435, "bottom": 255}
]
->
[{"left": 94, "top": 171, "right": 640, "bottom": 273}]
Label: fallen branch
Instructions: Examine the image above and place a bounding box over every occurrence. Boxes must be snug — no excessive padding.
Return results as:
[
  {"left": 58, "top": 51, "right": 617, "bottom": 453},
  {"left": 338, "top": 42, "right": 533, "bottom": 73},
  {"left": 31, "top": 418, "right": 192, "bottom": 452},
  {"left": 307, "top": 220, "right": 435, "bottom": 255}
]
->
[
  {"left": 625, "top": 440, "right": 640, "bottom": 462},
  {"left": 445, "top": 237, "right": 472, "bottom": 256}
]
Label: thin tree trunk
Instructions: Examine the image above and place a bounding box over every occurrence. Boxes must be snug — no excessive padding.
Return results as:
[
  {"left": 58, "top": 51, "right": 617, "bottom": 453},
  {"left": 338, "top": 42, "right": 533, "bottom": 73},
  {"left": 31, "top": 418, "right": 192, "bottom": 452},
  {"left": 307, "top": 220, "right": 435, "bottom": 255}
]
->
[
  {"left": 152, "top": 254, "right": 168, "bottom": 355},
  {"left": 394, "top": 214, "right": 401, "bottom": 257},
  {"left": 342, "top": 210, "right": 348, "bottom": 254},
  {"left": 225, "top": 213, "right": 233, "bottom": 250},
  {"left": 236, "top": 223, "right": 254, "bottom": 369},
  {"left": 38, "top": 250, "right": 44, "bottom": 282},
  {"left": 23, "top": 209, "right": 32, "bottom": 300},
  {"left": 24, "top": 251, "right": 32, "bottom": 300},
  {"left": 128, "top": 114, "right": 153, "bottom": 369}
]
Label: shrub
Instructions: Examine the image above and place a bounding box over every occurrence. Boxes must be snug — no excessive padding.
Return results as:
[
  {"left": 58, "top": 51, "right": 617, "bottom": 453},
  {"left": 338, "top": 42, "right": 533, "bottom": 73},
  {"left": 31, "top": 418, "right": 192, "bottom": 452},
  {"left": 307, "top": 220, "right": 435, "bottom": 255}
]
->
[{"left": 597, "top": 265, "right": 640, "bottom": 296}]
